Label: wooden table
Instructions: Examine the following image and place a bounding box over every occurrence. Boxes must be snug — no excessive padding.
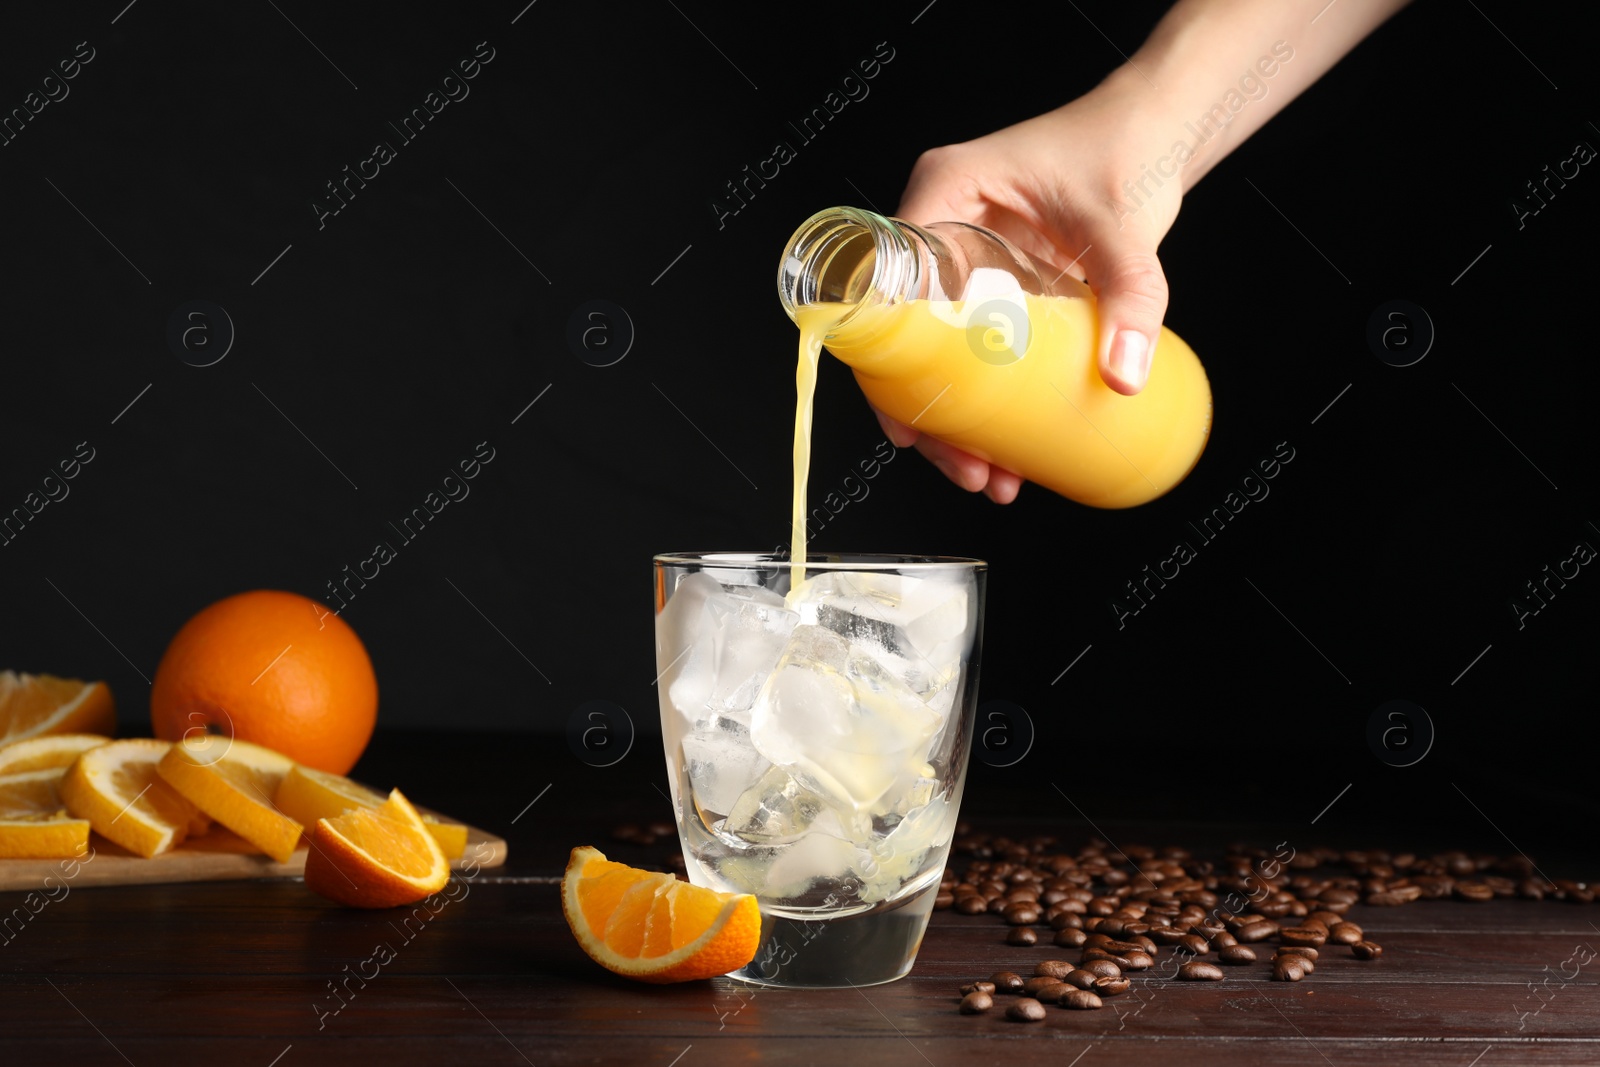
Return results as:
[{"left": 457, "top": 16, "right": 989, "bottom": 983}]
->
[{"left": 4, "top": 733, "right": 1597, "bottom": 1065}]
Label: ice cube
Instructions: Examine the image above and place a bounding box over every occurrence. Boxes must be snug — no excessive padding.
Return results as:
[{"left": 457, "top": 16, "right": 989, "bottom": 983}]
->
[
  {"left": 659, "top": 575, "right": 798, "bottom": 721},
  {"left": 657, "top": 572, "right": 725, "bottom": 717},
  {"left": 750, "top": 624, "right": 944, "bottom": 813},
  {"left": 724, "top": 766, "right": 826, "bottom": 844},
  {"left": 681, "top": 717, "right": 771, "bottom": 819},
  {"left": 705, "top": 590, "right": 799, "bottom": 715},
  {"left": 759, "top": 830, "right": 864, "bottom": 900},
  {"left": 802, "top": 571, "right": 972, "bottom": 676}
]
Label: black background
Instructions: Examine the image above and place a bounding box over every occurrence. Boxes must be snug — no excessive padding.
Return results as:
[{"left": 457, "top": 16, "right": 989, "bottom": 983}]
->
[{"left": 1, "top": 1, "right": 1594, "bottom": 847}]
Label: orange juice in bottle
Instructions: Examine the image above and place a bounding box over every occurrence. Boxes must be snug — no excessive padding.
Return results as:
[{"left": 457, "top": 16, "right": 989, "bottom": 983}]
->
[{"left": 777, "top": 207, "right": 1211, "bottom": 514}]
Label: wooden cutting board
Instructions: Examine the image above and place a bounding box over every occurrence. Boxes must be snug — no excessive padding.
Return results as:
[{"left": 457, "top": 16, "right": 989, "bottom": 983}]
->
[{"left": 0, "top": 808, "right": 506, "bottom": 892}]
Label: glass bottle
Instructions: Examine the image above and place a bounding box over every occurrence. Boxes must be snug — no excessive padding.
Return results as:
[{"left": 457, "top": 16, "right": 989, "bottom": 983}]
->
[{"left": 777, "top": 206, "right": 1210, "bottom": 508}]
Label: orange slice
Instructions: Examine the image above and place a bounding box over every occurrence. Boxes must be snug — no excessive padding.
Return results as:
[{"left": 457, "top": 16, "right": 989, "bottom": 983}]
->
[
  {"left": 156, "top": 736, "right": 302, "bottom": 863},
  {"left": 561, "top": 845, "right": 760, "bottom": 983},
  {"left": 274, "top": 764, "right": 467, "bottom": 859},
  {"left": 0, "top": 733, "right": 111, "bottom": 775},
  {"left": 302, "top": 788, "right": 449, "bottom": 908},
  {"left": 0, "top": 672, "right": 115, "bottom": 747},
  {"left": 0, "top": 768, "right": 91, "bottom": 858},
  {"left": 59, "top": 739, "right": 199, "bottom": 857}
]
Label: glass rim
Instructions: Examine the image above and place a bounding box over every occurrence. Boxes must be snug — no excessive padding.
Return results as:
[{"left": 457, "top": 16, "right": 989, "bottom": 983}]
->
[{"left": 653, "top": 551, "right": 986, "bottom": 570}]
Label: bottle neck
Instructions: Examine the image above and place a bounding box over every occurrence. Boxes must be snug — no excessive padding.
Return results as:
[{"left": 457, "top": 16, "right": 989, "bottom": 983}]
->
[{"left": 777, "top": 208, "right": 922, "bottom": 348}]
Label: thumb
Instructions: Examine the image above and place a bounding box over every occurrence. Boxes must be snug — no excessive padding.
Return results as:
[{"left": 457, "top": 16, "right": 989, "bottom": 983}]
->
[{"left": 1087, "top": 246, "right": 1169, "bottom": 396}]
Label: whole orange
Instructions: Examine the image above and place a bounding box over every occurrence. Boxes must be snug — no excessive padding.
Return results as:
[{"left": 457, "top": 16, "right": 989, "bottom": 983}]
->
[{"left": 150, "top": 591, "right": 377, "bottom": 775}]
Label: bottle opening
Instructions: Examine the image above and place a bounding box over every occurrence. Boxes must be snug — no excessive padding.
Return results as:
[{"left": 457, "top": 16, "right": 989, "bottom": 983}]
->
[{"left": 777, "top": 207, "right": 917, "bottom": 331}]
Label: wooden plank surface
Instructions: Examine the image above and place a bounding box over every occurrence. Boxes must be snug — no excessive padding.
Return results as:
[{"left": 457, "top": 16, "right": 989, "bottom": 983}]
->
[{"left": 2, "top": 732, "right": 1596, "bottom": 1066}]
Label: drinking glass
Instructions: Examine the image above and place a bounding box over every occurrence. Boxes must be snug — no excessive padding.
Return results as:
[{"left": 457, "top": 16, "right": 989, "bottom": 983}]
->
[{"left": 654, "top": 552, "right": 986, "bottom": 987}]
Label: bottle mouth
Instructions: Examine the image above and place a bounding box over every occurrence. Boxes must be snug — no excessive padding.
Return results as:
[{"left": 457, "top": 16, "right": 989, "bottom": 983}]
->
[{"left": 776, "top": 207, "right": 917, "bottom": 330}]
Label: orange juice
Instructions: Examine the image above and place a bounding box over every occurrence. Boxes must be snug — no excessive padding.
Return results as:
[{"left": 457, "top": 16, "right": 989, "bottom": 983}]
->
[{"left": 800, "top": 294, "right": 1211, "bottom": 510}]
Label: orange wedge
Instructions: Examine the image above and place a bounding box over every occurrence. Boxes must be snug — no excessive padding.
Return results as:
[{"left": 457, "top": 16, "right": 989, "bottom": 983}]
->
[
  {"left": 274, "top": 764, "right": 467, "bottom": 860},
  {"left": 59, "top": 739, "right": 199, "bottom": 857},
  {"left": 562, "top": 845, "right": 760, "bottom": 983},
  {"left": 302, "top": 788, "right": 449, "bottom": 908},
  {"left": 0, "top": 733, "right": 111, "bottom": 775},
  {"left": 0, "top": 768, "right": 91, "bottom": 858},
  {"left": 0, "top": 672, "right": 115, "bottom": 747},
  {"left": 156, "top": 736, "right": 302, "bottom": 863}
]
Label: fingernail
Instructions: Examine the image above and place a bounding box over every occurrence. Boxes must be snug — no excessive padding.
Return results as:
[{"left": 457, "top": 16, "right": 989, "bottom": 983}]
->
[{"left": 1110, "top": 330, "right": 1152, "bottom": 390}]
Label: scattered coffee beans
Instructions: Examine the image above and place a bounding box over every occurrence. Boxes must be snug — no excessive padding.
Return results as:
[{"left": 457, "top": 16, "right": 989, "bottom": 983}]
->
[{"left": 943, "top": 829, "right": 1590, "bottom": 1022}]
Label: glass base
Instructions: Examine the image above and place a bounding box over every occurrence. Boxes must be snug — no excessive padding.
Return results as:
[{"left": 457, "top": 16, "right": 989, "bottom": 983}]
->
[{"left": 727, "top": 882, "right": 938, "bottom": 988}]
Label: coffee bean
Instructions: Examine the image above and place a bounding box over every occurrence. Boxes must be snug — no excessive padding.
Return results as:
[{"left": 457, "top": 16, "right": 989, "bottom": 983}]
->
[
  {"left": 1007, "top": 998, "right": 1047, "bottom": 1022},
  {"left": 935, "top": 891, "right": 955, "bottom": 910},
  {"left": 960, "top": 981, "right": 996, "bottom": 996},
  {"left": 1034, "top": 960, "right": 1074, "bottom": 979},
  {"left": 956, "top": 895, "right": 988, "bottom": 915},
  {"left": 1083, "top": 959, "right": 1122, "bottom": 980},
  {"left": 1351, "top": 941, "right": 1384, "bottom": 960},
  {"left": 960, "top": 991, "right": 994, "bottom": 1014},
  {"left": 1280, "top": 927, "right": 1328, "bottom": 948},
  {"left": 1328, "top": 922, "right": 1363, "bottom": 945},
  {"left": 1272, "top": 957, "right": 1305, "bottom": 982},
  {"left": 1058, "top": 989, "right": 1103, "bottom": 1010},
  {"left": 1101, "top": 939, "right": 1145, "bottom": 956},
  {"left": 1063, "top": 969, "right": 1099, "bottom": 990},
  {"left": 1365, "top": 886, "right": 1422, "bottom": 906},
  {"left": 1022, "top": 977, "right": 1068, "bottom": 998},
  {"left": 1275, "top": 946, "right": 1319, "bottom": 962},
  {"left": 1211, "top": 931, "right": 1238, "bottom": 949},
  {"left": 1092, "top": 976, "right": 1131, "bottom": 997},
  {"left": 1455, "top": 882, "right": 1495, "bottom": 902},
  {"left": 1054, "top": 928, "right": 1088, "bottom": 948},
  {"left": 990, "top": 971, "right": 1025, "bottom": 992},
  {"left": 1178, "top": 934, "right": 1210, "bottom": 955},
  {"left": 1178, "top": 961, "right": 1225, "bottom": 981},
  {"left": 647, "top": 820, "right": 675, "bottom": 838},
  {"left": 1217, "top": 945, "right": 1257, "bottom": 965},
  {"left": 1049, "top": 910, "right": 1084, "bottom": 930},
  {"left": 1121, "top": 951, "right": 1154, "bottom": 971},
  {"left": 1150, "top": 928, "right": 1190, "bottom": 946},
  {"left": 1007, "top": 926, "right": 1039, "bottom": 946},
  {"left": 1005, "top": 903, "right": 1042, "bottom": 925},
  {"left": 1235, "top": 920, "right": 1279, "bottom": 943},
  {"left": 1276, "top": 954, "right": 1314, "bottom": 974},
  {"left": 1081, "top": 949, "right": 1132, "bottom": 968},
  {"left": 1308, "top": 910, "right": 1345, "bottom": 929}
]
